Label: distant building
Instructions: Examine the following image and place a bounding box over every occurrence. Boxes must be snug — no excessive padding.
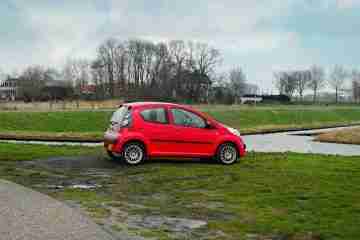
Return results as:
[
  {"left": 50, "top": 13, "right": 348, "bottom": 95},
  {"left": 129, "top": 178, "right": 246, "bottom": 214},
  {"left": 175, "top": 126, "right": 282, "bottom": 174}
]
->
[
  {"left": 80, "top": 84, "right": 96, "bottom": 95},
  {"left": 241, "top": 94, "right": 291, "bottom": 104},
  {"left": 240, "top": 96, "right": 263, "bottom": 104},
  {"left": 0, "top": 78, "right": 18, "bottom": 101},
  {"left": 40, "top": 80, "right": 73, "bottom": 101}
]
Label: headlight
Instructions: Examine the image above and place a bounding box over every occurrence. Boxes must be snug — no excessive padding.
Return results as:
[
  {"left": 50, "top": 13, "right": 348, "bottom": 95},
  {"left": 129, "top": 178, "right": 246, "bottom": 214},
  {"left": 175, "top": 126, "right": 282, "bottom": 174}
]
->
[{"left": 227, "top": 127, "right": 241, "bottom": 137}]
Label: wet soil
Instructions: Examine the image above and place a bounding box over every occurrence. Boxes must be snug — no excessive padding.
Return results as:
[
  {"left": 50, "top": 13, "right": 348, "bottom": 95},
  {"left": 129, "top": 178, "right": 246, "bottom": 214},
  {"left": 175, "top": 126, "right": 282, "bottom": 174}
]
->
[
  {"left": 27, "top": 155, "right": 118, "bottom": 170},
  {"left": 19, "top": 155, "right": 213, "bottom": 240}
]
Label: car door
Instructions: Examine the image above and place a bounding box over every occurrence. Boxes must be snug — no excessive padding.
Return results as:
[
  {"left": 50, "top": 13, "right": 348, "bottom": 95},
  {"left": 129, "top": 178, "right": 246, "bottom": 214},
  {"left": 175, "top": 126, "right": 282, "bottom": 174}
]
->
[
  {"left": 169, "top": 107, "right": 218, "bottom": 157},
  {"left": 137, "top": 106, "right": 179, "bottom": 156}
]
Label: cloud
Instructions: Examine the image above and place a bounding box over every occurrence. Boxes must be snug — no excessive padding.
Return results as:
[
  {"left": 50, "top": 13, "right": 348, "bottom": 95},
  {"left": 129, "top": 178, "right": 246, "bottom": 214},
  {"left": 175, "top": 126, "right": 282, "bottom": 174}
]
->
[
  {"left": 336, "top": 0, "right": 360, "bottom": 9},
  {"left": 1, "top": 0, "right": 360, "bottom": 91}
]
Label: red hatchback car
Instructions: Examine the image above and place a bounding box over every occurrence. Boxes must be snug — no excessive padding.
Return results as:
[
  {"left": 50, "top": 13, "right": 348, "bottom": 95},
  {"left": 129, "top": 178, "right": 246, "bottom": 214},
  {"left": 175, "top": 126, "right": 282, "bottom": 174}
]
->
[{"left": 104, "top": 102, "right": 246, "bottom": 165}]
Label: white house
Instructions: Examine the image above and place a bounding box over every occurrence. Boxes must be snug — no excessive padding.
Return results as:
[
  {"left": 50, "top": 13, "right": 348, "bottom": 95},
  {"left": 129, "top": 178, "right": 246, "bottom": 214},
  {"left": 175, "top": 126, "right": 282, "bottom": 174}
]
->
[
  {"left": 240, "top": 96, "right": 263, "bottom": 104},
  {"left": 0, "top": 78, "right": 18, "bottom": 101}
]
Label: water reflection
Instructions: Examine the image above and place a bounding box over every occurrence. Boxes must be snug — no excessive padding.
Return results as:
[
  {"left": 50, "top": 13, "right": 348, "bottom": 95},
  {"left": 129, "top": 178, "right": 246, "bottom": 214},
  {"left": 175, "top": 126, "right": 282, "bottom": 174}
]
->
[{"left": 243, "top": 127, "right": 360, "bottom": 156}]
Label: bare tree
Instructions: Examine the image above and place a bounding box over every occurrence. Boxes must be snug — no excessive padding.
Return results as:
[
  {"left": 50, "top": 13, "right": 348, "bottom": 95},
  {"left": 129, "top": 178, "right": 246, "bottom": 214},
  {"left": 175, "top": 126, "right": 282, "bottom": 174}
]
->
[
  {"left": 351, "top": 69, "right": 360, "bottom": 102},
  {"left": 114, "top": 42, "right": 128, "bottom": 92},
  {"left": 274, "top": 71, "right": 297, "bottom": 98},
  {"left": 187, "top": 41, "right": 221, "bottom": 76},
  {"left": 152, "top": 42, "right": 172, "bottom": 95},
  {"left": 185, "top": 41, "right": 221, "bottom": 102},
  {"left": 330, "top": 65, "right": 348, "bottom": 103},
  {"left": 274, "top": 72, "right": 286, "bottom": 95},
  {"left": 127, "top": 39, "right": 147, "bottom": 89},
  {"left": 295, "top": 70, "right": 311, "bottom": 101},
  {"left": 97, "top": 38, "right": 118, "bottom": 98},
  {"left": 168, "top": 40, "right": 186, "bottom": 95},
  {"left": 61, "top": 38, "right": 223, "bottom": 102},
  {"left": 91, "top": 60, "right": 107, "bottom": 100},
  {"left": 62, "top": 58, "right": 91, "bottom": 96},
  {"left": 18, "top": 65, "right": 50, "bottom": 101},
  {"left": 308, "top": 65, "right": 325, "bottom": 102},
  {"left": 229, "top": 67, "right": 247, "bottom": 103}
]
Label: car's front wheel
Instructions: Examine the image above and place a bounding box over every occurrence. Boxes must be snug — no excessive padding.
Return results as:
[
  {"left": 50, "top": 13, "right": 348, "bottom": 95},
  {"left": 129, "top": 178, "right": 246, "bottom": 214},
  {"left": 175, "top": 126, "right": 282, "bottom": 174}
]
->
[
  {"left": 216, "top": 143, "right": 238, "bottom": 165},
  {"left": 122, "top": 142, "right": 146, "bottom": 165}
]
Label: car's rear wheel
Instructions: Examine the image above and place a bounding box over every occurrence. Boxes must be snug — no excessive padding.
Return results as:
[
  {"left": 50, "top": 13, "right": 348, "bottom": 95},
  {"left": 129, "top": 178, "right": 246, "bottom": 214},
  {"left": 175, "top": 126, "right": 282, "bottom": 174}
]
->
[
  {"left": 122, "top": 142, "right": 146, "bottom": 165},
  {"left": 216, "top": 143, "right": 238, "bottom": 165}
]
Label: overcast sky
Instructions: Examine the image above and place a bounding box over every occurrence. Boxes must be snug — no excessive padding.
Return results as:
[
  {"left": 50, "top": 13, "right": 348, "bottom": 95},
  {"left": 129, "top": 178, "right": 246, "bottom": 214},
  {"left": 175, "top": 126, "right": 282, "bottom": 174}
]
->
[{"left": 1, "top": 0, "right": 360, "bottom": 92}]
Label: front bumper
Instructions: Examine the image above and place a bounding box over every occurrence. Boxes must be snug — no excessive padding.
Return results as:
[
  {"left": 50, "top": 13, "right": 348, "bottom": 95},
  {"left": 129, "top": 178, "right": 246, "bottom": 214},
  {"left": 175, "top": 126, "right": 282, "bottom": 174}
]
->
[{"left": 238, "top": 139, "right": 247, "bottom": 157}]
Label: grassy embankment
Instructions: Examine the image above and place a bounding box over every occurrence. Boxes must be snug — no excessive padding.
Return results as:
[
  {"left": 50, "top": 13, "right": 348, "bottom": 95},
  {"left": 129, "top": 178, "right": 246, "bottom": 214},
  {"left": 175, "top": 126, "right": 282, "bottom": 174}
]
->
[
  {"left": 0, "top": 143, "right": 101, "bottom": 161},
  {"left": 1, "top": 143, "right": 360, "bottom": 239},
  {"left": 1, "top": 105, "right": 360, "bottom": 141},
  {"left": 316, "top": 127, "right": 360, "bottom": 145}
]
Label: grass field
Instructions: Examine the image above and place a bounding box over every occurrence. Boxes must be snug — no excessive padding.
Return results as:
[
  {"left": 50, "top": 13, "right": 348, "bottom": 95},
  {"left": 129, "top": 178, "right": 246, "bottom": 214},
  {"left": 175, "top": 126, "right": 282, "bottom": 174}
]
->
[
  {"left": 1, "top": 105, "right": 360, "bottom": 140},
  {"left": 1, "top": 143, "right": 360, "bottom": 239},
  {"left": 316, "top": 127, "right": 360, "bottom": 145},
  {"left": 0, "top": 143, "right": 101, "bottom": 161}
]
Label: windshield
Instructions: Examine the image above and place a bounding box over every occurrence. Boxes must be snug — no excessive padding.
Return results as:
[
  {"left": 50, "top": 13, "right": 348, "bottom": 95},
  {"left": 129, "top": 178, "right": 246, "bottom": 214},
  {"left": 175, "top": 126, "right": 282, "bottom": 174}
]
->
[{"left": 110, "top": 106, "right": 129, "bottom": 123}]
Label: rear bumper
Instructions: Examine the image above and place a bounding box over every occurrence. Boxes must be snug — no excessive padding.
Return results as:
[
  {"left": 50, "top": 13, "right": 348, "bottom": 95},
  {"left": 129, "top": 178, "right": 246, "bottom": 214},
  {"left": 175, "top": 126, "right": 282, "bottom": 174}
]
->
[
  {"left": 104, "top": 131, "right": 118, "bottom": 143},
  {"left": 104, "top": 131, "right": 119, "bottom": 152}
]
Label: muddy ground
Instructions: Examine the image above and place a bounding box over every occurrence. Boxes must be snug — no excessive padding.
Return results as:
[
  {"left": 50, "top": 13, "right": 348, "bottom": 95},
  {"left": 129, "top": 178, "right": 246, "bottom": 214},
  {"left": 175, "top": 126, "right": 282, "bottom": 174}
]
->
[
  {"left": 15, "top": 155, "right": 218, "bottom": 240},
  {"left": 3, "top": 152, "right": 343, "bottom": 240}
]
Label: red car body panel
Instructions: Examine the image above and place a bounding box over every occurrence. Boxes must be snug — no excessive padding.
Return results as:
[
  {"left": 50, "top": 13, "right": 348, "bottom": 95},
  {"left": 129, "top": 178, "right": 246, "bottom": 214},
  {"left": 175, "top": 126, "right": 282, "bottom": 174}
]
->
[{"left": 104, "top": 102, "right": 246, "bottom": 159}]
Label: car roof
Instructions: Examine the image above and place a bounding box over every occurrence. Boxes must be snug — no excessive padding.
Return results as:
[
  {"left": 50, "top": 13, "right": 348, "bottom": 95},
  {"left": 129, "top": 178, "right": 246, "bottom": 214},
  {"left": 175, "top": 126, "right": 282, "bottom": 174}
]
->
[
  {"left": 121, "top": 102, "right": 216, "bottom": 122},
  {"left": 123, "top": 102, "right": 193, "bottom": 110}
]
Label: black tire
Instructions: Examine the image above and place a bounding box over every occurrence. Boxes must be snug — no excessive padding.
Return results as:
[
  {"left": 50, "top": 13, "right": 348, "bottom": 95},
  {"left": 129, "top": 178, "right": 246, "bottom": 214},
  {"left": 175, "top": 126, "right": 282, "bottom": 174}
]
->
[
  {"left": 122, "top": 142, "right": 146, "bottom": 165},
  {"left": 216, "top": 143, "right": 238, "bottom": 165}
]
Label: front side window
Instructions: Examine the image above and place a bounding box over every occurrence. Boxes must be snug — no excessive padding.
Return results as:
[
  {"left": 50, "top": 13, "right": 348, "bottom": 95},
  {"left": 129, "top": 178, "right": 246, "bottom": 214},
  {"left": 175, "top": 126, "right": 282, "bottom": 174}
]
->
[
  {"left": 171, "top": 108, "right": 206, "bottom": 128},
  {"left": 140, "top": 108, "right": 168, "bottom": 124}
]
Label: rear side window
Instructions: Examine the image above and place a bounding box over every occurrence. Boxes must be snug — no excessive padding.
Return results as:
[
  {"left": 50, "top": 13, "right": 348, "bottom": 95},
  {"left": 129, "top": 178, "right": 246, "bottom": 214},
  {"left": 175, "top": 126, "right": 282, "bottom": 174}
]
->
[
  {"left": 140, "top": 108, "right": 168, "bottom": 124},
  {"left": 111, "top": 106, "right": 129, "bottom": 123}
]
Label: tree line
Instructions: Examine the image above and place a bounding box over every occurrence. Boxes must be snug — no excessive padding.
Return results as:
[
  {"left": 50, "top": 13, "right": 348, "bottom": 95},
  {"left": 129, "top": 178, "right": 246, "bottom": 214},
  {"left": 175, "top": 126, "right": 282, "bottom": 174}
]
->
[
  {"left": 3, "top": 38, "right": 259, "bottom": 103},
  {"left": 274, "top": 65, "right": 360, "bottom": 103}
]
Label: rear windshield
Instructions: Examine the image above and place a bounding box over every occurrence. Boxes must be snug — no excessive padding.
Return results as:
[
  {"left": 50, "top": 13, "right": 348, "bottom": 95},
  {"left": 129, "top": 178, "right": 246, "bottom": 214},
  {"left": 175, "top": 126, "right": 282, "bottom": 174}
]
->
[{"left": 111, "top": 106, "right": 129, "bottom": 123}]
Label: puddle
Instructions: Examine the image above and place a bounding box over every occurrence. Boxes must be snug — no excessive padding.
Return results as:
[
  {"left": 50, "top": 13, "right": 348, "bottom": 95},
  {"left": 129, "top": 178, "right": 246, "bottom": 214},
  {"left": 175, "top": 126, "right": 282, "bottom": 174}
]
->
[
  {"left": 27, "top": 155, "right": 119, "bottom": 170},
  {"left": 127, "top": 215, "right": 207, "bottom": 232},
  {"left": 243, "top": 126, "right": 360, "bottom": 156},
  {"left": 70, "top": 184, "right": 102, "bottom": 189},
  {"left": 35, "top": 181, "right": 103, "bottom": 190}
]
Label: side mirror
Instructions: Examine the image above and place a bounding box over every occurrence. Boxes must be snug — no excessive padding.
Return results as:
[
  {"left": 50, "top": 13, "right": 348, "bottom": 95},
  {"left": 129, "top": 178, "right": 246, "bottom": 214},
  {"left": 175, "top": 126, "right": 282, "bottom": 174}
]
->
[{"left": 206, "top": 121, "right": 214, "bottom": 129}]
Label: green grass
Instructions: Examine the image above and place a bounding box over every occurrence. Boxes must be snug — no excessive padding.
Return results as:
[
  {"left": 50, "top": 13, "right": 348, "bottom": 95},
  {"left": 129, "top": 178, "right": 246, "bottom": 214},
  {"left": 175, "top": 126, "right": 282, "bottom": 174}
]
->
[
  {"left": 0, "top": 111, "right": 112, "bottom": 133},
  {"left": 110, "top": 153, "right": 360, "bottom": 239},
  {"left": 1, "top": 142, "right": 360, "bottom": 239},
  {"left": 0, "top": 143, "right": 101, "bottom": 161},
  {"left": 1, "top": 105, "right": 360, "bottom": 140},
  {"left": 206, "top": 107, "right": 360, "bottom": 132}
]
